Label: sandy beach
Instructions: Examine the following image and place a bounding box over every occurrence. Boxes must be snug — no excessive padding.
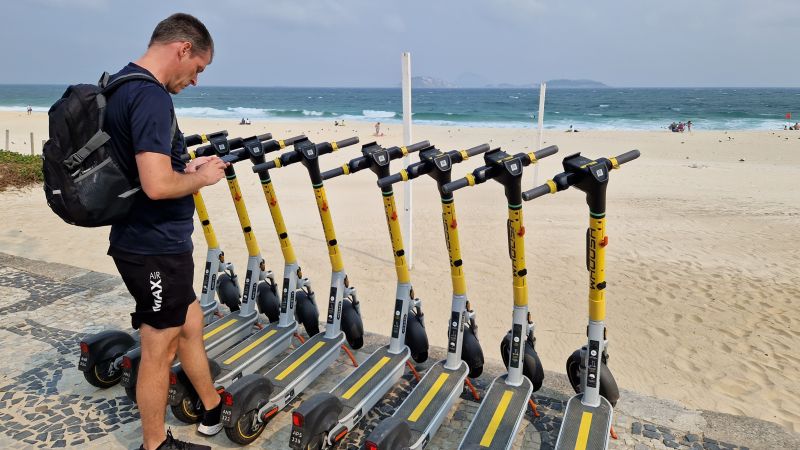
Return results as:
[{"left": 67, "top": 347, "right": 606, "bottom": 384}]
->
[{"left": 1, "top": 110, "right": 799, "bottom": 433}]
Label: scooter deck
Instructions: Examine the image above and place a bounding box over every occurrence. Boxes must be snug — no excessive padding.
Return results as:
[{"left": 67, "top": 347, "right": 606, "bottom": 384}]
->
[
  {"left": 267, "top": 331, "right": 345, "bottom": 399},
  {"left": 214, "top": 322, "right": 296, "bottom": 385},
  {"left": 331, "top": 345, "right": 408, "bottom": 415},
  {"left": 395, "top": 360, "right": 469, "bottom": 448},
  {"left": 202, "top": 310, "right": 259, "bottom": 359},
  {"left": 459, "top": 374, "right": 532, "bottom": 450},
  {"left": 554, "top": 395, "right": 612, "bottom": 450}
]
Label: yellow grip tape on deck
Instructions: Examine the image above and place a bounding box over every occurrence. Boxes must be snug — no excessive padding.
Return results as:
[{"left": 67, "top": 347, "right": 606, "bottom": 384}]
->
[
  {"left": 408, "top": 373, "right": 449, "bottom": 422},
  {"left": 275, "top": 341, "right": 326, "bottom": 381},
  {"left": 223, "top": 329, "right": 278, "bottom": 365},
  {"left": 203, "top": 319, "right": 237, "bottom": 341},
  {"left": 479, "top": 390, "right": 514, "bottom": 447},
  {"left": 342, "top": 356, "right": 391, "bottom": 400},
  {"left": 575, "top": 411, "right": 594, "bottom": 450}
]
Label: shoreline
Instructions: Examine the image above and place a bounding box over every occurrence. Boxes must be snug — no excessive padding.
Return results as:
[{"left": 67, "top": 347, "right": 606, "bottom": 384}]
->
[{"left": 1, "top": 111, "right": 799, "bottom": 433}]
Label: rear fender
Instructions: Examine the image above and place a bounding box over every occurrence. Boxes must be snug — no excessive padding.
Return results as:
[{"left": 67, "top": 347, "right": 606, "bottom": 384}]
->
[
  {"left": 168, "top": 359, "right": 222, "bottom": 406},
  {"left": 78, "top": 330, "right": 135, "bottom": 372},
  {"left": 365, "top": 416, "right": 411, "bottom": 450},
  {"left": 221, "top": 373, "right": 274, "bottom": 427},
  {"left": 289, "top": 392, "right": 342, "bottom": 449}
]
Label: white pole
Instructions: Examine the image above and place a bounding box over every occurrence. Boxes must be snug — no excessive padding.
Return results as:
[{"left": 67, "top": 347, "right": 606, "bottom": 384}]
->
[
  {"left": 534, "top": 82, "right": 546, "bottom": 185},
  {"left": 401, "top": 52, "right": 413, "bottom": 269}
]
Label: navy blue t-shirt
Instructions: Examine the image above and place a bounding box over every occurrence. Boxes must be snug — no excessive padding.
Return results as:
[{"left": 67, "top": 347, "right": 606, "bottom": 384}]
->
[{"left": 105, "top": 63, "right": 195, "bottom": 255}]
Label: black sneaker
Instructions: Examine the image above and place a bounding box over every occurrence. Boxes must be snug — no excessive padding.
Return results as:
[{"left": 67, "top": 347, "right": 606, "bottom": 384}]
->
[
  {"left": 197, "top": 398, "right": 222, "bottom": 436},
  {"left": 138, "top": 429, "right": 211, "bottom": 450}
]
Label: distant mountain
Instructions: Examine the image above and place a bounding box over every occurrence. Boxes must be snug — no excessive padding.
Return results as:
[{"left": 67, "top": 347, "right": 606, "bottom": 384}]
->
[
  {"left": 411, "top": 76, "right": 456, "bottom": 89},
  {"left": 545, "top": 79, "right": 609, "bottom": 89}
]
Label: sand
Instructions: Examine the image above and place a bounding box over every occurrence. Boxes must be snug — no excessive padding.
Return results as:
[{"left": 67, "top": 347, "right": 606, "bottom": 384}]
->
[{"left": 1, "top": 110, "right": 799, "bottom": 433}]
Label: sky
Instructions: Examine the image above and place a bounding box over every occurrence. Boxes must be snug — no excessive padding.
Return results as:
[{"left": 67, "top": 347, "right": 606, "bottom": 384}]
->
[{"left": 0, "top": 0, "right": 797, "bottom": 88}]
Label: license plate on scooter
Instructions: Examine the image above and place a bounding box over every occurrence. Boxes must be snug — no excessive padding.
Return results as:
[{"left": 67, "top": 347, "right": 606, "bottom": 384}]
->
[
  {"left": 78, "top": 353, "right": 89, "bottom": 371},
  {"left": 289, "top": 428, "right": 303, "bottom": 449},
  {"left": 221, "top": 407, "right": 233, "bottom": 427}
]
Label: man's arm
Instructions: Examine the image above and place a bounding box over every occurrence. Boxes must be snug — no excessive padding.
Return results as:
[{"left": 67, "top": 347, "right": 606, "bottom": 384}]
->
[{"left": 136, "top": 152, "right": 227, "bottom": 200}]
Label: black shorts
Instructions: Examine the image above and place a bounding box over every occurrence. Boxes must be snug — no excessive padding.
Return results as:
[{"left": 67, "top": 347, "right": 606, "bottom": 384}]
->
[{"left": 110, "top": 249, "right": 197, "bottom": 330}]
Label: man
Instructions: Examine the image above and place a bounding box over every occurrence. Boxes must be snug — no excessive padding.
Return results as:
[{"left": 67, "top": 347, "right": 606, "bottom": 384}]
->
[{"left": 105, "top": 13, "right": 226, "bottom": 450}]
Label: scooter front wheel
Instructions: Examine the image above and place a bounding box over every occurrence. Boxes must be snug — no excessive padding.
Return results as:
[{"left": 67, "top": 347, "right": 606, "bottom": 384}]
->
[
  {"left": 565, "top": 349, "right": 620, "bottom": 406},
  {"left": 341, "top": 299, "right": 364, "bottom": 350},
  {"left": 257, "top": 280, "right": 280, "bottom": 323},
  {"left": 217, "top": 273, "right": 241, "bottom": 312},
  {"left": 295, "top": 289, "right": 320, "bottom": 337},
  {"left": 225, "top": 409, "right": 266, "bottom": 445}
]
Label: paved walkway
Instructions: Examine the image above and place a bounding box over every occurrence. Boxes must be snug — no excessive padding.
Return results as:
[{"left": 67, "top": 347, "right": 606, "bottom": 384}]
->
[{"left": 0, "top": 252, "right": 797, "bottom": 449}]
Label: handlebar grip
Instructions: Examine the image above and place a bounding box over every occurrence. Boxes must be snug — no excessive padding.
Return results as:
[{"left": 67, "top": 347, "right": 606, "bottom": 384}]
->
[
  {"left": 466, "top": 143, "right": 491, "bottom": 158},
  {"left": 184, "top": 130, "right": 227, "bottom": 147},
  {"left": 404, "top": 140, "right": 430, "bottom": 154},
  {"left": 281, "top": 135, "right": 306, "bottom": 146},
  {"left": 321, "top": 166, "right": 346, "bottom": 180},
  {"left": 333, "top": 137, "right": 360, "bottom": 150},
  {"left": 441, "top": 177, "right": 471, "bottom": 194},
  {"left": 533, "top": 145, "right": 559, "bottom": 160},
  {"left": 377, "top": 172, "right": 404, "bottom": 189},
  {"left": 252, "top": 160, "right": 276, "bottom": 173},
  {"left": 522, "top": 184, "right": 553, "bottom": 201},
  {"left": 613, "top": 149, "right": 640, "bottom": 166},
  {"left": 220, "top": 154, "right": 240, "bottom": 164}
]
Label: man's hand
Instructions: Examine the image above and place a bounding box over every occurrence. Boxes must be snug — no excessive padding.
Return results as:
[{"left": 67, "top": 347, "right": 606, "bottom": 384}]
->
[
  {"left": 195, "top": 156, "right": 228, "bottom": 186},
  {"left": 184, "top": 156, "right": 214, "bottom": 174}
]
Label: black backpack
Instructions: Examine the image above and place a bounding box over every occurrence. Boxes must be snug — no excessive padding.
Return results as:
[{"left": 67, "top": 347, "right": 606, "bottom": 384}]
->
[{"left": 42, "top": 72, "right": 176, "bottom": 227}]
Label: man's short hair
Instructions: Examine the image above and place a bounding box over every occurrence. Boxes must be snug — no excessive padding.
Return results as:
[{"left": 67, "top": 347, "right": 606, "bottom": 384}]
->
[{"left": 149, "top": 13, "right": 214, "bottom": 61}]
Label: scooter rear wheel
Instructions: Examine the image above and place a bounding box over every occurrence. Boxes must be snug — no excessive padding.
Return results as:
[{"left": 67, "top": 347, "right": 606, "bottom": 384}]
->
[
  {"left": 171, "top": 393, "right": 202, "bottom": 424},
  {"left": 225, "top": 409, "right": 266, "bottom": 445},
  {"left": 565, "top": 349, "right": 619, "bottom": 406},
  {"left": 217, "top": 273, "right": 241, "bottom": 312},
  {"left": 83, "top": 358, "right": 123, "bottom": 388}
]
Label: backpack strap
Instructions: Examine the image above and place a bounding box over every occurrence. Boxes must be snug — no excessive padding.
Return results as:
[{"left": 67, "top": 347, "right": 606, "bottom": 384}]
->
[{"left": 64, "top": 72, "right": 174, "bottom": 171}]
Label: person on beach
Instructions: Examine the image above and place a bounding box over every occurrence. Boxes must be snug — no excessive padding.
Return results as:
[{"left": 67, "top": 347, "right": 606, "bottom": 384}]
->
[
  {"left": 104, "top": 13, "right": 225, "bottom": 450},
  {"left": 374, "top": 121, "right": 383, "bottom": 136},
  {"left": 27, "top": 105, "right": 32, "bottom": 115},
  {"left": 687, "top": 120, "right": 692, "bottom": 132}
]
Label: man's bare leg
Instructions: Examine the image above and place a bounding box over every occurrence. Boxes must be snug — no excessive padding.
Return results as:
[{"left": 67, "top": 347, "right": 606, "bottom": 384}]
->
[
  {"left": 138, "top": 324, "right": 181, "bottom": 450},
  {"left": 176, "top": 301, "right": 220, "bottom": 410}
]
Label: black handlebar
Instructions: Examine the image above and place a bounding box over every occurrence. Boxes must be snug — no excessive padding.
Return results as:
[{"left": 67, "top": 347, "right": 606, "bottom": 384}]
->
[
  {"left": 521, "top": 184, "right": 554, "bottom": 201},
  {"left": 321, "top": 140, "right": 431, "bottom": 181},
  {"left": 614, "top": 149, "right": 641, "bottom": 165},
  {"left": 252, "top": 136, "right": 360, "bottom": 173},
  {"left": 377, "top": 172, "right": 405, "bottom": 188},
  {"left": 533, "top": 145, "right": 559, "bottom": 160},
  {"left": 184, "top": 130, "right": 227, "bottom": 148},
  {"left": 187, "top": 132, "right": 272, "bottom": 160},
  {"left": 466, "top": 143, "right": 491, "bottom": 158},
  {"left": 521, "top": 149, "right": 640, "bottom": 201}
]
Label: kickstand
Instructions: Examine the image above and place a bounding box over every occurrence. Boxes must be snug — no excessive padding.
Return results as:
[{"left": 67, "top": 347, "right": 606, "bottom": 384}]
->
[
  {"left": 610, "top": 425, "right": 618, "bottom": 440},
  {"left": 528, "top": 399, "right": 540, "bottom": 418},
  {"left": 464, "top": 379, "right": 480, "bottom": 401},
  {"left": 341, "top": 345, "right": 358, "bottom": 367},
  {"left": 405, "top": 361, "right": 421, "bottom": 381}
]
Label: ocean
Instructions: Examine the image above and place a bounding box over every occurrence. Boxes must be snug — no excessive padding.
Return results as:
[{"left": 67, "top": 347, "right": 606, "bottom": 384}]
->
[{"left": 1, "top": 85, "right": 798, "bottom": 131}]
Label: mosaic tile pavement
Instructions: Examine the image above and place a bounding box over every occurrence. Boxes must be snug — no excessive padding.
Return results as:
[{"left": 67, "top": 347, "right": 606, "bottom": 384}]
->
[{"left": 0, "top": 252, "right": 796, "bottom": 449}]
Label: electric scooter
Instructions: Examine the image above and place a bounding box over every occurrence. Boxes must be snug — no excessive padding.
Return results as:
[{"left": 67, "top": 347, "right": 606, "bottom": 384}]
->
[
  {"left": 521, "top": 150, "right": 640, "bottom": 450},
  {"left": 77, "top": 130, "right": 239, "bottom": 391},
  {"left": 167, "top": 134, "right": 322, "bottom": 424},
  {"left": 442, "top": 145, "right": 558, "bottom": 450},
  {"left": 287, "top": 140, "right": 431, "bottom": 449},
  {"left": 364, "top": 143, "right": 491, "bottom": 450},
  {"left": 219, "top": 137, "right": 365, "bottom": 445},
  {"left": 119, "top": 132, "right": 280, "bottom": 402}
]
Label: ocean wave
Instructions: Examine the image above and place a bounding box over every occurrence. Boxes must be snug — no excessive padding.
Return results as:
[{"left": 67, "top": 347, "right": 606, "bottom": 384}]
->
[
  {"left": 599, "top": 104, "right": 610, "bottom": 108},
  {"left": 0, "top": 105, "right": 49, "bottom": 113},
  {"left": 302, "top": 110, "right": 324, "bottom": 116},
  {"left": 362, "top": 110, "right": 397, "bottom": 118}
]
